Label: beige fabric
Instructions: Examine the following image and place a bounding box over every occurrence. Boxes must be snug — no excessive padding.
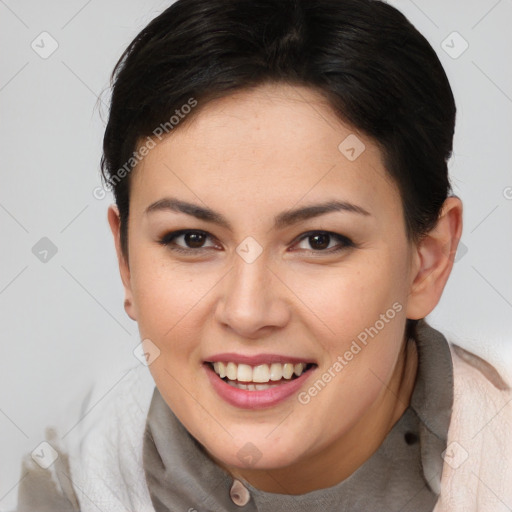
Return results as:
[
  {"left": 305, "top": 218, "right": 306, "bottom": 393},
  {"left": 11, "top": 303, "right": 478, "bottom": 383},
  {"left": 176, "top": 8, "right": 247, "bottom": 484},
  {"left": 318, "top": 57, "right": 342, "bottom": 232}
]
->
[{"left": 434, "top": 345, "right": 512, "bottom": 511}]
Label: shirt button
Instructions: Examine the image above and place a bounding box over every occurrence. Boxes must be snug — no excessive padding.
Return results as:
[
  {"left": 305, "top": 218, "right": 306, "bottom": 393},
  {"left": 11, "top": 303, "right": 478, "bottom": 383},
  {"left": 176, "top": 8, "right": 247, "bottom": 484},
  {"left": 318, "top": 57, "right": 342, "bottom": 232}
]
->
[
  {"left": 404, "top": 431, "right": 419, "bottom": 445},
  {"left": 230, "top": 478, "right": 251, "bottom": 507}
]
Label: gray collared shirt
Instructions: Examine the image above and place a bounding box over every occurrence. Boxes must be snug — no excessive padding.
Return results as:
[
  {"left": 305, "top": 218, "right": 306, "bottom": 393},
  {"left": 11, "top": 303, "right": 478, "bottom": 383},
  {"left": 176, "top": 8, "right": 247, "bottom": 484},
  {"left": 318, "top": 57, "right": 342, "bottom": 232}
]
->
[{"left": 142, "top": 320, "right": 454, "bottom": 512}]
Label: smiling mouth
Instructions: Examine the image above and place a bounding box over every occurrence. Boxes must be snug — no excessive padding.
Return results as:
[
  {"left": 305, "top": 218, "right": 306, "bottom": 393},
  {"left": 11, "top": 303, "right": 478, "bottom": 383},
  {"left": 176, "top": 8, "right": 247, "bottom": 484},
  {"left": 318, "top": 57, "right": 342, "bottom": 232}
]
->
[{"left": 206, "top": 361, "right": 317, "bottom": 391}]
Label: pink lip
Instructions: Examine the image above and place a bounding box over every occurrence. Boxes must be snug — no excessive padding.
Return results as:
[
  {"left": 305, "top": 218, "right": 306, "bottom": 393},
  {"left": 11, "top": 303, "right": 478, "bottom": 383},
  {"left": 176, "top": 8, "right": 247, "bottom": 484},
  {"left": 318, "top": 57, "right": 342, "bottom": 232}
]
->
[
  {"left": 205, "top": 352, "right": 315, "bottom": 366},
  {"left": 203, "top": 362, "right": 316, "bottom": 410}
]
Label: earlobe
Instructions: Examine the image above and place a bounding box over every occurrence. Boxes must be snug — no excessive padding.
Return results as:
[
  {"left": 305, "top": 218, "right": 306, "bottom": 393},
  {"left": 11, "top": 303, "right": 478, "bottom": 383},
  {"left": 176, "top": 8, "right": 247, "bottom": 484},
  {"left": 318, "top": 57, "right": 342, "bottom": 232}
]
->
[
  {"left": 406, "top": 196, "right": 463, "bottom": 320},
  {"left": 107, "top": 204, "right": 137, "bottom": 321}
]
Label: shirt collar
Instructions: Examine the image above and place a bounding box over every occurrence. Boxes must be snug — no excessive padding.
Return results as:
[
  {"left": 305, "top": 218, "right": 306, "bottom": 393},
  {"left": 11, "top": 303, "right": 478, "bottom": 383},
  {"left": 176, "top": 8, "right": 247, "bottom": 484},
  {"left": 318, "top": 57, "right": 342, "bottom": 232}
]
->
[{"left": 410, "top": 319, "right": 454, "bottom": 494}]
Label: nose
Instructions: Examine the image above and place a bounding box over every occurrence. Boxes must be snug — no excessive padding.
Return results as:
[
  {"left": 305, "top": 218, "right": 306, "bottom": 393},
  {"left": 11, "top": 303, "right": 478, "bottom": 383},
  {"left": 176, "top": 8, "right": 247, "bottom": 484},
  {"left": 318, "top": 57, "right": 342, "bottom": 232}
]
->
[{"left": 214, "top": 252, "right": 291, "bottom": 338}]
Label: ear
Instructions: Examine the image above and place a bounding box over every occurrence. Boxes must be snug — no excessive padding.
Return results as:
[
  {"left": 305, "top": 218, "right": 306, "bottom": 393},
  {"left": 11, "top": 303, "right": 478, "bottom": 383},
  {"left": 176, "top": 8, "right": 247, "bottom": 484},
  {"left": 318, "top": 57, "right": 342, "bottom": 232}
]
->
[
  {"left": 107, "top": 204, "right": 137, "bottom": 321},
  {"left": 406, "top": 196, "right": 463, "bottom": 320}
]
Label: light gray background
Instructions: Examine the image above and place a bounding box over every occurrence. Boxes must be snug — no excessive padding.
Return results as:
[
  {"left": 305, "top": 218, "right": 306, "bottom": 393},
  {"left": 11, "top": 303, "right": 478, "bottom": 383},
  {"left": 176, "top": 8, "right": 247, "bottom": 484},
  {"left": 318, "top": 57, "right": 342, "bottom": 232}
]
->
[{"left": 1, "top": 1, "right": 511, "bottom": 509}]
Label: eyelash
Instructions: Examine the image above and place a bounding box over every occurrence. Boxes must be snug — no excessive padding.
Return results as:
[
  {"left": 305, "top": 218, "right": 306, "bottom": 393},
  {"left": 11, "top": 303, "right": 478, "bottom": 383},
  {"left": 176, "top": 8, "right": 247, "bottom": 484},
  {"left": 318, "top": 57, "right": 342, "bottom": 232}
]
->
[{"left": 158, "top": 229, "right": 355, "bottom": 255}]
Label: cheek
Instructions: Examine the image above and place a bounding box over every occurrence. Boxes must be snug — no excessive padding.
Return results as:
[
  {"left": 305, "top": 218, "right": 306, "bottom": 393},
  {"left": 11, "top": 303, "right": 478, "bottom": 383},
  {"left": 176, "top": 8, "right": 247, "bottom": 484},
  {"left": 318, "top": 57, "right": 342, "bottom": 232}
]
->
[
  {"left": 288, "top": 249, "right": 408, "bottom": 338},
  {"left": 287, "top": 250, "right": 408, "bottom": 404},
  {"left": 129, "top": 257, "right": 209, "bottom": 404},
  {"left": 129, "top": 250, "right": 210, "bottom": 339}
]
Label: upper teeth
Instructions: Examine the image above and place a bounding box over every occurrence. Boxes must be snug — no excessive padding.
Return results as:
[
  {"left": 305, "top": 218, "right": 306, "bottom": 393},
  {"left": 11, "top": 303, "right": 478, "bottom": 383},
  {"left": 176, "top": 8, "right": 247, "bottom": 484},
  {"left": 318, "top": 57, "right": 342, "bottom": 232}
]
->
[{"left": 212, "top": 362, "right": 307, "bottom": 382}]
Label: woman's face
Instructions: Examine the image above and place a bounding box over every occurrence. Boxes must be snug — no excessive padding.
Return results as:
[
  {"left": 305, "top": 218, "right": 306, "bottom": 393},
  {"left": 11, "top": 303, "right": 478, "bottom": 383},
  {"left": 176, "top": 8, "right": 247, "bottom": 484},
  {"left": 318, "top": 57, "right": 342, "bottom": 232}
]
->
[{"left": 115, "top": 83, "right": 421, "bottom": 477}]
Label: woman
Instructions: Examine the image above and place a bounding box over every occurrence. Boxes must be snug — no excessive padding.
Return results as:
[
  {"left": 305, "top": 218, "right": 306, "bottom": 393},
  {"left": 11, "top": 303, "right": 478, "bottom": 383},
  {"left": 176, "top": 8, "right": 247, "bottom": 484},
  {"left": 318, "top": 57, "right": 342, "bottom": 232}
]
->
[{"left": 16, "top": 0, "right": 512, "bottom": 510}]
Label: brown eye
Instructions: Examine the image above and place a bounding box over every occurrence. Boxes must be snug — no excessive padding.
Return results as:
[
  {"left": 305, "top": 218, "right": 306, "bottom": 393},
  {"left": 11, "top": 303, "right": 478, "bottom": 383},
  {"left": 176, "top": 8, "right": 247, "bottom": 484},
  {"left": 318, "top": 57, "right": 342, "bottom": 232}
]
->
[
  {"left": 158, "top": 230, "right": 218, "bottom": 253},
  {"left": 308, "top": 233, "right": 331, "bottom": 250},
  {"left": 184, "top": 232, "right": 207, "bottom": 248},
  {"left": 294, "top": 231, "right": 354, "bottom": 253}
]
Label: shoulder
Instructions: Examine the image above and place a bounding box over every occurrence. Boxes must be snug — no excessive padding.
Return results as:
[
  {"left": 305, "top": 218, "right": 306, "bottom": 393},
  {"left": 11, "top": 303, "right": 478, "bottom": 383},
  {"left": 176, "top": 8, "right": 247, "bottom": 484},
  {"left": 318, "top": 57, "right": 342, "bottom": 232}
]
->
[
  {"left": 435, "top": 342, "right": 512, "bottom": 511},
  {"left": 448, "top": 341, "right": 512, "bottom": 435},
  {"left": 15, "top": 363, "right": 156, "bottom": 512},
  {"left": 450, "top": 342, "right": 511, "bottom": 392}
]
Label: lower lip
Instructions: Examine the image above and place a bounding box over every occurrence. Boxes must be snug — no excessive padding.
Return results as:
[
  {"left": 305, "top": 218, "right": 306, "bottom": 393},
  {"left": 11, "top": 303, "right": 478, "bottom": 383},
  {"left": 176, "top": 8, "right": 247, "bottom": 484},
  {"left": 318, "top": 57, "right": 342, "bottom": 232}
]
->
[{"left": 204, "top": 363, "right": 315, "bottom": 409}]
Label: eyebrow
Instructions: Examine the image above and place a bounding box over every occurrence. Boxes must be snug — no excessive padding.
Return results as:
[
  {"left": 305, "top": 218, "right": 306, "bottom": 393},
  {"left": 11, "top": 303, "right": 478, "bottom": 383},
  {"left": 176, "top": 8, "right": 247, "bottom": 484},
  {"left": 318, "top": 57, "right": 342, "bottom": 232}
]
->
[{"left": 145, "top": 197, "right": 371, "bottom": 230}]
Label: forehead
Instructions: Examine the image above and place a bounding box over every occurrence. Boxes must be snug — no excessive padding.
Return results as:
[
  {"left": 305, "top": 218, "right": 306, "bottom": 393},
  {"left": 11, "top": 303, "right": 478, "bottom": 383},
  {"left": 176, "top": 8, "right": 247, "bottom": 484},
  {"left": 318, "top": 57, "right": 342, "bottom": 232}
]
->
[{"left": 130, "top": 83, "right": 400, "bottom": 221}]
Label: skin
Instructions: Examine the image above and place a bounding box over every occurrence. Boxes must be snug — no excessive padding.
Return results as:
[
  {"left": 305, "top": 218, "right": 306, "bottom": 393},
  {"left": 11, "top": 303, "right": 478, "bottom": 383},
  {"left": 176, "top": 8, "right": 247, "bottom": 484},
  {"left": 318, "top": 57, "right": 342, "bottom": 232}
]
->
[{"left": 108, "top": 83, "right": 463, "bottom": 494}]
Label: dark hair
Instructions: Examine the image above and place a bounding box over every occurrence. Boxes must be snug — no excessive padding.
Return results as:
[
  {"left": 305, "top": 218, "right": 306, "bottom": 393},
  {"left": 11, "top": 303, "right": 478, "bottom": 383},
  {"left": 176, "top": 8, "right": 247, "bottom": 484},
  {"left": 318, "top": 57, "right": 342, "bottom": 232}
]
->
[{"left": 100, "top": 0, "right": 456, "bottom": 339}]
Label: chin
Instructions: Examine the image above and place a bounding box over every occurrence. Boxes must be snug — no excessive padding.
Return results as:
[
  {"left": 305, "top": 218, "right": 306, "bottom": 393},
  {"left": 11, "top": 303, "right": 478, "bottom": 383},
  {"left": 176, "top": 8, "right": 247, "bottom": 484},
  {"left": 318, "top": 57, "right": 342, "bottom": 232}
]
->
[{"left": 203, "top": 432, "right": 305, "bottom": 471}]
